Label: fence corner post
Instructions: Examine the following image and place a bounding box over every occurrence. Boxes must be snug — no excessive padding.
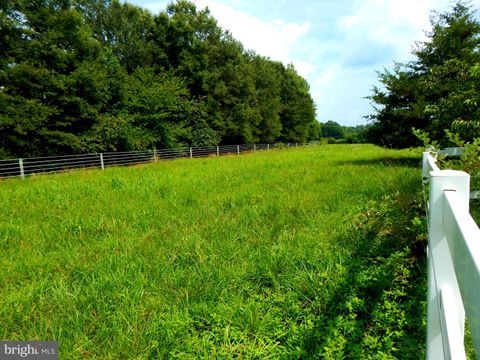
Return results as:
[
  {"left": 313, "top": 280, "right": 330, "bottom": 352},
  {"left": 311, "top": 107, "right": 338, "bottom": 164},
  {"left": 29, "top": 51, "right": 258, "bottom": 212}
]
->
[
  {"left": 153, "top": 148, "right": 157, "bottom": 162},
  {"left": 237, "top": 145, "right": 240, "bottom": 155},
  {"left": 19, "top": 158, "right": 25, "bottom": 180},
  {"left": 100, "top": 153, "right": 105, "bottom": 170},
  {"left": 190, "top": 147, "right": 193, "bottom": 159},
  {"left": 426, "top": 169, "right": 470, "bottom": 359},
  {"left": 429, "top": 170, "right": 470, "bottom": 229},
  {"left": 267, "top": 144, "right": 270, "bottom": 151}
]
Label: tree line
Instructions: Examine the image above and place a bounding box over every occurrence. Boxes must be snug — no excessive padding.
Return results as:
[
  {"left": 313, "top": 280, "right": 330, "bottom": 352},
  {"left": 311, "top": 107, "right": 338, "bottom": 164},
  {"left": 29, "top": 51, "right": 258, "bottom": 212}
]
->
[
  {"left": 0, "top": 0, "right": 317, "bottom": 158},
  {"left": 366, "top": 1, "right": 480, "bottom": 148},
  {"left": 312, "top": 120, "right": 370, "bottom": 144}
]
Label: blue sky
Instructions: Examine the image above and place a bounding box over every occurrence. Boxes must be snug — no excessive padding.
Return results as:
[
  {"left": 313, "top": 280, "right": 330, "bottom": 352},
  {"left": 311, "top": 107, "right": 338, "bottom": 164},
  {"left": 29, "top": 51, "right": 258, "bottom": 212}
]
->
[{"left": 127, "top": 0, "right": 480, "bottom": 126}]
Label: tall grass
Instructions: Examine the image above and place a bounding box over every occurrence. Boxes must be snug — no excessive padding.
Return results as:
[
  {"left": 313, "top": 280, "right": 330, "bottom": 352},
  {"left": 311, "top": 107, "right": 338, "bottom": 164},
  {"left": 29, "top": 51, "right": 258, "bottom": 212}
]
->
[{"left": 0, "top": 144, "right": 426, "bottom": 358}]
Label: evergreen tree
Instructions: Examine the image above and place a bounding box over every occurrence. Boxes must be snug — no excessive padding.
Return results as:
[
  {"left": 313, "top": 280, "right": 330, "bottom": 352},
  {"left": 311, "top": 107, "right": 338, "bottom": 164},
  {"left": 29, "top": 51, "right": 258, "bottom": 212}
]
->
[{"left": 367, "top": 1, "right": 480, "bottom": 148}]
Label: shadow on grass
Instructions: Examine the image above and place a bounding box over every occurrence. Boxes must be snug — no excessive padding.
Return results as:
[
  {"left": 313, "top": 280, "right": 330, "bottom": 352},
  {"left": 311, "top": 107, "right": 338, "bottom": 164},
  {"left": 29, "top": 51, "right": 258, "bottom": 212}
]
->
[
  {"left": 300, "top": 176, "right": 427, "bottom": 358},
  {"left": 336, "top": 156, "right": 421, "bottom": 168}
]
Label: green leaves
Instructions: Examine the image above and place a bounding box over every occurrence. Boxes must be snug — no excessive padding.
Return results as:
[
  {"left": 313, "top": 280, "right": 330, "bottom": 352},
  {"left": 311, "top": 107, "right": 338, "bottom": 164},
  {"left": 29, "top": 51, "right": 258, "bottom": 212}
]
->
[
  {"left": 0, "top": 0, "right": 316, "bottom": 158},
  {"left": 368, "top": 1, "right": 480, "bottom": 148}
]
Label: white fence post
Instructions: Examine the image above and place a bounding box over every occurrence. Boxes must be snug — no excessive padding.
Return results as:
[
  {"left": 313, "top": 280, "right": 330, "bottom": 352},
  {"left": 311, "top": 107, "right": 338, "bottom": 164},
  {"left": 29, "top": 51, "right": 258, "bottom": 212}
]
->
[
  {"left": 254, "top": 144, "right": 256, "bottom": 153},
  {"left": 267, "top": 144, "right": 270, "bottom": 151},
  {"left": 153, "top": 148, "right": 157, "bottom": 162},
  {"left": 190, "top": 147, "right": 193, "bottom": 159},
  {"left": 19, "top": 158, "right": 25, "bottom": 180},
  {"left": 237, "top": 145, "right": 240, "bottom": 155},
  {"left": 217, "top": 146, "right": 219, "bottom": 157},
  {"left": 427, "top": 169, "right": 470, "bottom": 359},
  {"left": 100, "top": 153, "right": 105, "bottom": 170},
  {"left": 423, "top": 151, "right": 436, "bottom": 182}
]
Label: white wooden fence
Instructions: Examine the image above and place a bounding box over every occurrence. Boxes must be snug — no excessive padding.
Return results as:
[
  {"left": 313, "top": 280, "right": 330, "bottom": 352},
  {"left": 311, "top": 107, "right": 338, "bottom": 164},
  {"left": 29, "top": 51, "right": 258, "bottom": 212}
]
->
[{"left": 422, "top": 150, "right": 480, "bottom": 359}]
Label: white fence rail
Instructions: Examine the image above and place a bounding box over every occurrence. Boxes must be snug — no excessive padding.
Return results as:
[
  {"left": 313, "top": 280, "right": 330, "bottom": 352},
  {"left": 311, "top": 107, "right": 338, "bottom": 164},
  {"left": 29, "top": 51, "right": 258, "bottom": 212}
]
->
[
  {"left": 422, "top": 150, "right": 480, "bottom": 359},
  {"left": 0, "top": 142, "right": 304, "bottom": 180}
]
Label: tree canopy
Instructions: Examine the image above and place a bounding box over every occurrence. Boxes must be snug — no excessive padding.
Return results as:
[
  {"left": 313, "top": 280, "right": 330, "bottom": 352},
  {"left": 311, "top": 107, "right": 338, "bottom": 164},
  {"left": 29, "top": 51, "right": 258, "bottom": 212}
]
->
[
  {"left": 0, "top": 0, "right": 317, "bottom": 158},
  {"left": 366, "top": 1, "right": 480, "bottom": 148}
]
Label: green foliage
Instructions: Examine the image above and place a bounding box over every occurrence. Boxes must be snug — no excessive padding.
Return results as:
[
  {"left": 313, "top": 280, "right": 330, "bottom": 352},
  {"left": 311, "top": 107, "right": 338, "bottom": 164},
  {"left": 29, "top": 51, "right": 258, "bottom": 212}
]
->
[
  {"left": 321, "top": 120, "right": 345, "bottom": 139},
  {"left": 307, "top": 120, "right": 321, "bottom": 141},
  {"left": 0, "top": 145, "right": 426, "bottom": 358},
  {"left": 446, "top": 132, "right": 480, "bottom": 175},
  {"left": 312, "top": 192, "right": 427, "bottom": 358},
  {"left": 0, "top": 0, "right": 317, "bottom": 158},
  {"left": 85, "top": 113, "right": 149, "bottom": 152},
  {"left": 366, "top": 66, "right": 427, "bottom": 148},
  {"left": 318, "top": 121, "right": 370, "bottom": 143},
  {"left": 343, "top": 124, "right": 370, "bottom": 144},
  {"left": 279, "top": 64, "right": 316, "bottom": 143},
  {"left": 367, "top": 1, "right": 480, "bottom": 148},
  {"left": 412, "top": 128, "right": 440, "bottom": 152},
  {"left": 414, "top": 127, "right": 480, "bottom": 224}
]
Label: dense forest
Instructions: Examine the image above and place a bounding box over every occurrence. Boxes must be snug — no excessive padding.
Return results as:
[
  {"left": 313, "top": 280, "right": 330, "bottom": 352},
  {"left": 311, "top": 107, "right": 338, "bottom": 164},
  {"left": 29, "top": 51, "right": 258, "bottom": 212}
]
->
[
  {"left": 366, "top": 1, "right": 480, "bottom": 148},
  {"left": 0, "top": 0, "right": 317, "bottom": 158}
]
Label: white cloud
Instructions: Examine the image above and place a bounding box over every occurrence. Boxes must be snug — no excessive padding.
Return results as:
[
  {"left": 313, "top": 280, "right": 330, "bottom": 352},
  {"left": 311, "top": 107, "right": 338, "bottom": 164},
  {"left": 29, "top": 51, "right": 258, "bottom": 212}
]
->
[
  {"left": 314, "top": 65, "right": 340, "bottom": 88},
  {"left": 142, "top": 0, "right": 315, "bottom": 74},
  {"left": 310, "top": 0, "right": 478, "bottom": 124},
  {"left": 290, "top": 59, "right": 315, "bottom": 78},
  {"left": 193, "top": 0, "right": 311, "bottom": 64},
  {"left": 336, "top": 0, "right": 442, "bottom": 65},
  {"left": 136, "top": 0, "right": 480, "bottom": 125},
  {"left": 311, "top": 66, "right": 375, "bottom": 125},
  {"left": 336, "top": 0, "right": 480, "bottom": 65}
]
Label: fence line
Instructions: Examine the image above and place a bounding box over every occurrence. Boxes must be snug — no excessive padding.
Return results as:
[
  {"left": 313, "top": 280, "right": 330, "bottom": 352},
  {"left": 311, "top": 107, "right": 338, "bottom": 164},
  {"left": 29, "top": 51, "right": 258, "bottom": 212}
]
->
[
  {"left": 422, "top": 150, "right": 480, "bottom": 359},
  {"left": 0, "top": 142, "right": 305, "bottom": 180}
]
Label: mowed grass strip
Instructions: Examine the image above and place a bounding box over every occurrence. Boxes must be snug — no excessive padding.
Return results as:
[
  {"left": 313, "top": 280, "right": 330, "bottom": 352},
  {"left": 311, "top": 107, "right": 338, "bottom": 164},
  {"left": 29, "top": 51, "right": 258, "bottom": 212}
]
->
[{"left": 0, "top": 144, "right": 426, "bottom": 358}]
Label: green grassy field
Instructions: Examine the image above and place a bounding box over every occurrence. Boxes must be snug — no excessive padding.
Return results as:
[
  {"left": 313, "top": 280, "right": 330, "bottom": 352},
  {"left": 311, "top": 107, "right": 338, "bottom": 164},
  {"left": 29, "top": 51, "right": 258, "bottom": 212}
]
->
[{"left": 0, "top": 144, "right": 427, "bottom": 359}]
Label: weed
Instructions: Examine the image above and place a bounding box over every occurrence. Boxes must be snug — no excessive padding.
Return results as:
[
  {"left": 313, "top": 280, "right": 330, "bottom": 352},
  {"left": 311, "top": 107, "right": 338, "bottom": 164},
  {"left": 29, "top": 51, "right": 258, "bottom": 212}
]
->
[{"left": 0, "top": 145, "right": 425, "bottom": 358}]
